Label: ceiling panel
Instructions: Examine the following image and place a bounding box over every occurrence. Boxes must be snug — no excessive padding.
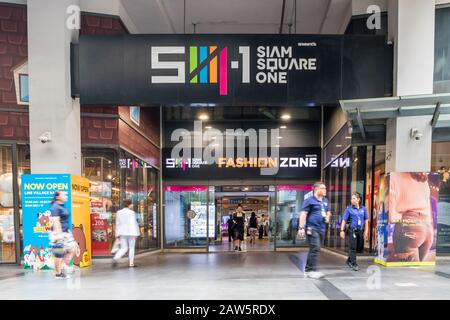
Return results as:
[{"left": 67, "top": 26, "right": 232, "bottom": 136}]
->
[{"left": 120, "top": 0, "right": 351, "bottom": 34}]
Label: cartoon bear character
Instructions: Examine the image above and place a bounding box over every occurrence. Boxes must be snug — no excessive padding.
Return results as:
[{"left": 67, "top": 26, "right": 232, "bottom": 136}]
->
[
  {"left": 72, "top": 224, "right": 87, "bottom": 267},
  {"left": 38, "top": 215, "right": 49, "bottom": 226}
]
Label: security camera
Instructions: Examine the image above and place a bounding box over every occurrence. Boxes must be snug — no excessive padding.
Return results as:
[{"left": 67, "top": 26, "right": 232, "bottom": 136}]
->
[
  {"left": 38, "top": 131, "right": 52, "bottom": 144},
  {"left": 410, "top": 128, "right": 423, "bottom": 141}
]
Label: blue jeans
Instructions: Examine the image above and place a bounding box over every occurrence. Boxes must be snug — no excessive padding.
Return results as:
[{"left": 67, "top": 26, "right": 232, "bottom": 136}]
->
[{"left": 305, "top": 229, "right": 324, "bottom": 272}]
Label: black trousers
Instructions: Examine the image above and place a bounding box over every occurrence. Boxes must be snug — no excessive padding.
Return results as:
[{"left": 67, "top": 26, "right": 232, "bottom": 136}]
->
[
  {"left": 347, "top": 228, "right": 363, "bottom": 265},
  {"left": 305, "top": 230, "right": 324, "bottom": 272},
  {"left": 258, "top": 226, "right": 264, "bottom": 239}
]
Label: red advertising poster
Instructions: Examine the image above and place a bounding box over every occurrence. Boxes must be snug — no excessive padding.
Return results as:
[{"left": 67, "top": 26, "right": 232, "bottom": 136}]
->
[
  {"left": 89, "top": 181, "right": 112, "bottom": 256},
  {"left": 91, "top": 213, "right": 109, "bottom": 256}
]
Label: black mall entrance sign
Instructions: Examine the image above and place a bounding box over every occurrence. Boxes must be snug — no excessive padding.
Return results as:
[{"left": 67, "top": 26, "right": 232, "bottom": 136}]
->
[
  {"left": 73, "top": 34, "right": 392, "bottom": 106},
  {"left": 163, "top": 147, "right": 321, "bottom": 180}
]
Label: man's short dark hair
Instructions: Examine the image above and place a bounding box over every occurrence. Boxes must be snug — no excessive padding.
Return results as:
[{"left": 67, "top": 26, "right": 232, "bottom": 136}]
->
[
  {"left": 237, "top": 203, "right": 243, "bottom": 208},
  {"left": 313, "top": 182, "right": 325, "bottom": 191},
  {"left": 123, "top": 199, "right": 132, "bottom": 207}
]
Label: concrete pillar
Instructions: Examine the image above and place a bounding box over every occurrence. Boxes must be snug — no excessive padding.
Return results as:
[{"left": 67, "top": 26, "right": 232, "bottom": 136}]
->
[
  {"left": 28, "top": 0, "right": 81, "bottom": 175},
  {"left": 388, "top": 0, "right": 435, "bottom": 96},
  {"left": 385, "top": 0, "right": 435, "bottom": 172},
  {"left": 385, "top": 116, "right": 433, "bottom": 172}
]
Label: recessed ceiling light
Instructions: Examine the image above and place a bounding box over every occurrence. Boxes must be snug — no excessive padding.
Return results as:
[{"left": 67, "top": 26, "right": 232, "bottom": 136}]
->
[
  {"left": 277, "top": 136, "right": 283, "bottom": 139},
  {"left": 281, "top": 114, "right": 291, "bottom": 120},
  {"left": 345, "top": 136, "right": 352, "bottom": 139},
  {"left": 205, "top": 126, "right": 212, "bottom": 129},
  {"left": 280, "top": 126, "right": 287, "bottom": 129},
  {"left": 336, "top": 144, "right": 342, "bottom": 148},
  {"left": 198, "top": 114, "right": 209, "bottom": 120}
]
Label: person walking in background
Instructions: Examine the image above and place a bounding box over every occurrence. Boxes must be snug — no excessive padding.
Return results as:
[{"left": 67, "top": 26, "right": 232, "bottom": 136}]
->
[
  {"left": 232, "top": 204, "right": 245, "bottom": 251},
  {"left": 298, "top": 182, "right": 331, "bottom": 279},
  {"left": 112, "top": 199, "right": 140, "bottom": 268},
  {"left": 264, "top": 216, "right": 269, "bottom": 237},
  {"left": 49, "top": 190, "right": 77, "bottom": 279},
  {"left": 258, "top": 214, "right": 265, "bottom": 239},
  {"left": 340, "top": 192, "right": 369, "bottom": 271},
  {"left": 248, "top": 212, "right": 258, "bottom": 244},
  {"left": 227, "top": 214, "right": 234, "bottom": 242}
]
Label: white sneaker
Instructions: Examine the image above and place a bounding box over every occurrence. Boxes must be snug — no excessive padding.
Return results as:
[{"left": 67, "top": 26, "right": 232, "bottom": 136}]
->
[
  {"left": 64, "top": 263, "right": 78, "bottom": 274},
  {"left": 305, "top": 271, "right": 324, "bottom": 279}
]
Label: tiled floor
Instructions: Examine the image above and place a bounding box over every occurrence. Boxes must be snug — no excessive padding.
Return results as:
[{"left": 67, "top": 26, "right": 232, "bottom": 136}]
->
[{"left": 1, "top": 250, "right": 450, "bottom": 300}]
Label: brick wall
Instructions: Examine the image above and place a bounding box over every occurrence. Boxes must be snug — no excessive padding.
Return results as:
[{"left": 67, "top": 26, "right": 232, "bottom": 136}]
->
[
  {"left": 0, "top": 111, "right": 28, "bottom": 140},
  {"left": 118, "top": 120, "right": 160, "bottom": 168},
  {"left": 0, "top": 3, "right": 27, "bottom": 108},
  {"left": 118, "top": 106, "right": 160, "bottom": 145},
  {"left": 80, "top": 13, "right": 128, "bottom": 36},
  {"left": 81, "top": 116, "right": 119, "bottom": 145},
  {"left": 0, "top": 3, "right": 27, "bottom": 141}
]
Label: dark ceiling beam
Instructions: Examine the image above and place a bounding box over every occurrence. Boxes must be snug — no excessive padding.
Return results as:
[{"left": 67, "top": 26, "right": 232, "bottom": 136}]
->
[{"left": 431, "top": 102, "right": 442, "bottom": 129}]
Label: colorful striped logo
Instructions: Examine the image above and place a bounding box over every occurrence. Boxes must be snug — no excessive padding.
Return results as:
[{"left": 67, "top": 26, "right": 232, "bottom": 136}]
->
[
  {"left": 189, "top": 46, "right": 228, "bottom": 96},
  {"left": 174, "top": 159, "right": 188, "bottom": 171}
]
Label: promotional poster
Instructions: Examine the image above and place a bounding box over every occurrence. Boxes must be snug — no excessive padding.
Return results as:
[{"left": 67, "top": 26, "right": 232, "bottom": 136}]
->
[
  {"left": 70, "top": 175, "right": 92, "bottom": 268},
  {"left": 90, "top": 181, "right": 112, "bottom": 256},
  {"left": 374, "top": 172, "right": 439, "bottom": 266},
  {"left": 22, "top": 174, "right": 91, "bottom": 270}
]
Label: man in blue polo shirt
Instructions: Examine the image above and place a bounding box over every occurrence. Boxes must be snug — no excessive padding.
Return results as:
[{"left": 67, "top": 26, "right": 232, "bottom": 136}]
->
[{"left": 298, "top": 182, "right": 331, "bottom": 279}]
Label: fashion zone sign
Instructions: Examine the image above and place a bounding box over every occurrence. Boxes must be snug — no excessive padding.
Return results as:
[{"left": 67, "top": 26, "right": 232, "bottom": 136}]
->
[
  {"left": 74, "top": 35, "right": 392, "bottom": 105},
  {"left": 162, "top": 121, "right": 321, "bottom": 180}
]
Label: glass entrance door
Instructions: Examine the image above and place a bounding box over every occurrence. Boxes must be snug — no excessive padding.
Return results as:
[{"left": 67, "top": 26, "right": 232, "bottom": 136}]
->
[
  {"left": 209, "top": 185, "right": 275, "bottom": 252},
  {"left": 164, "top": 186, "right": 210, "bottom": 248},
  {"left": 274, "top": 185, "right": 311, "bottom": 249}
]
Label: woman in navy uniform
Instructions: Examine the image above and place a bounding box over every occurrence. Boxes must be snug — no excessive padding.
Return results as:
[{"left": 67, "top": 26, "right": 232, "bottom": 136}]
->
[{"left": 340, "top": 192, "right": 369, "bottom": 271}]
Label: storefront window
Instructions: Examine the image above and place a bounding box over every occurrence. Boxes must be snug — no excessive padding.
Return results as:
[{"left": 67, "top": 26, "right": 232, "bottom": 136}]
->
[
  {"left": 17, "top": 145, "right": 30, "bottom": 258},
  {"left": 83, "top": 148, "right": 120, "bottom": 256},
  {"left": 164, "top": 186, "right": 209, "bottom": 248},
  {"left": 121, "top": 150, "right": 159, "bottom": 253},
  {"left": 83, "top": 148, "right": 160, "bottom": 255},
  {"left": 0, "top": 145, "right": 15, "bottom": 263},
  {"left": 324, "top": 146, "right": 368, "bottom": 253},
  {"left": 432, "top": 142, "right": 450, "bottom": 254},
  {"left": 371, "top": 145, "right": 386, "bottom": 255}
]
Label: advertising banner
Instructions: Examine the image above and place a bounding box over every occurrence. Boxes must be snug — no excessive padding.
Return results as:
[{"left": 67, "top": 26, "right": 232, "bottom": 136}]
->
[
  {"left": 22, "top": 174, "right": 70, "bottom": 270},
  {"left": 163, "top": 147, "right": 321, "bottom": 180},
  {"left": 22, "top": 174, "right": 92, "bottom": 270},
  {"left": 76, "top": 34, "right": 392, "bottom": 106},
  {"left": 90, "top": 181, "right": 112, "bottom": 256},
  {"left": 70, "top": 175, "right": 92, "bottom": 268},
  {"left": 374, "top": 172, "right": 439, "bottom": 266},
  {"left": 437, "top": 171, "right": 450, "bottom": 254}
]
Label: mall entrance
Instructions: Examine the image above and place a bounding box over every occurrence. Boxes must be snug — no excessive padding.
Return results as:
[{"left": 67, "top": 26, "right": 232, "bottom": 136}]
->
[
  {"left": 163, "top": 183, "right": 313, "bottom": 252},
  {"left": 210, "top": 185, "right": 275, "bottom": 252}
]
